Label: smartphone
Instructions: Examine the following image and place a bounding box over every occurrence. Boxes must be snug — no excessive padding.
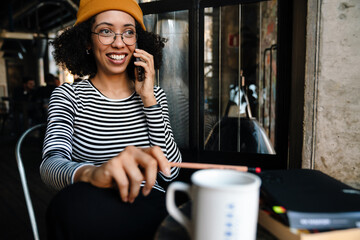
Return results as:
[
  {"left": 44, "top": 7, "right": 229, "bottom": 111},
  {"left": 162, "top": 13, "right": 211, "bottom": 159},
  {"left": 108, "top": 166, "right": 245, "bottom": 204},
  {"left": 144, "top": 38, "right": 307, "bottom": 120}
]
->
[{"left": 135, "top": 44, "right": 145, "bottom": 82}]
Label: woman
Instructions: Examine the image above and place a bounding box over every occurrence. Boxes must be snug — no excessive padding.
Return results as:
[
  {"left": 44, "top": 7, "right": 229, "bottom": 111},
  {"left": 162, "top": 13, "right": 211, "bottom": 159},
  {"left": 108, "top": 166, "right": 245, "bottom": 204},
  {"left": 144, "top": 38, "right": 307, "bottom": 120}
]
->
[{"left": 40, "top": 0, "right": 182, "bottom": 239}]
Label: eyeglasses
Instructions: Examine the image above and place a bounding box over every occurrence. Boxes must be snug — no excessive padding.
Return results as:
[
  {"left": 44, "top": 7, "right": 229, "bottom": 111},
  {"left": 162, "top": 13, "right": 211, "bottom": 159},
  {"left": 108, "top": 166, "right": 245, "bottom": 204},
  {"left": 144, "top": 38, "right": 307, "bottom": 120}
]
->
[{"left": 91, "top": 29, "right": 137, "bottom": 46}]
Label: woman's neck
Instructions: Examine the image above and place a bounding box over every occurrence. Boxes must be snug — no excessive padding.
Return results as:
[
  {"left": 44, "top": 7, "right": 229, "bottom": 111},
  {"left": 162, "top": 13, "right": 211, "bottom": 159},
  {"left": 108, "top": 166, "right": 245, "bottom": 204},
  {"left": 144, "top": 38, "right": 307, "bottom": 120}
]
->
[{"left": 91, "top": 72, "right": 135, "bottom": 99}]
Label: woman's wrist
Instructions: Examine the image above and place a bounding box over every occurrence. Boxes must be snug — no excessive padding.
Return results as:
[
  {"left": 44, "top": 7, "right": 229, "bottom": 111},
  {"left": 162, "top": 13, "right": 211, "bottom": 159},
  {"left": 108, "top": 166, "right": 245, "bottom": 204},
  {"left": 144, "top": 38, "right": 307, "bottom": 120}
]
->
[
  {"left": 74, "top": 165, "right": 95, "bottom": 183},
  {"left": 141, "top": 95, "right": 157, "bottom": 107}
]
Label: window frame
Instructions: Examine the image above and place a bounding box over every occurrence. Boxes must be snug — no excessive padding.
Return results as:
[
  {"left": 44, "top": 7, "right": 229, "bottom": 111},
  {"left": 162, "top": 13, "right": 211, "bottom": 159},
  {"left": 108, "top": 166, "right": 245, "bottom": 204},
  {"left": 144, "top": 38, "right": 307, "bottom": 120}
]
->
[{"left": 139, "top": 0, "right": 293, "bottom": 170}]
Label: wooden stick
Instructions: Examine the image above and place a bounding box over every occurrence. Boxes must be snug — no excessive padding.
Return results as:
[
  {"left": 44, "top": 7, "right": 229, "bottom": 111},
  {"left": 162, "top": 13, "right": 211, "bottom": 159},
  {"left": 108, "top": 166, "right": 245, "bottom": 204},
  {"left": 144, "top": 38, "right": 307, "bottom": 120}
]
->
[{"left": 169, "top": 162, "right": 261, "bottom": 173}]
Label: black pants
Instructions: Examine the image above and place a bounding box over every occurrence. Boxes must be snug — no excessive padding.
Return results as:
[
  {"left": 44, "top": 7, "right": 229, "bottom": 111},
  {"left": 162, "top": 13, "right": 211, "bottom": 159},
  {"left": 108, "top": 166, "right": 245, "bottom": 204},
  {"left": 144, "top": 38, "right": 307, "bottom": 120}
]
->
[{"left": 46, "top": 182, "right": 167, "bottom": 240}]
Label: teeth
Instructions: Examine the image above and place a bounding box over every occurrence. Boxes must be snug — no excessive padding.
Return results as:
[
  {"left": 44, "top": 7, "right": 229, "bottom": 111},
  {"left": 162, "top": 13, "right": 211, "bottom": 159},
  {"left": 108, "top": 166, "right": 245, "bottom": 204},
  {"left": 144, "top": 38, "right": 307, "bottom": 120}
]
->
[{"left": 109, "top": 54, "right": 125, "bottom": 60}]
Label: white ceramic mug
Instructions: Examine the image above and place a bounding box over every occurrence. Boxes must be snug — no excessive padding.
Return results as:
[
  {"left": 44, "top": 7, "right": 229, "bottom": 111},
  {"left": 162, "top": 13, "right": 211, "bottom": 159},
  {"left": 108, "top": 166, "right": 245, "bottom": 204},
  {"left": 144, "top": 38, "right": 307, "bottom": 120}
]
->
[{"left": 166, "top": 169, "right": 261, "bottom": 240}]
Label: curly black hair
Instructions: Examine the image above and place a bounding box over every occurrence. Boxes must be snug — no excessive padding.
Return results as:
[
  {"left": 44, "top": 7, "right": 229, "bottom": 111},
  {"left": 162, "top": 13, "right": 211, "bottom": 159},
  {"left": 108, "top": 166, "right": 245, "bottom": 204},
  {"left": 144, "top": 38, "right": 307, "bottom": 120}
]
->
[{"left": 51, "top": 17, "right": 167, "bottom": 79}]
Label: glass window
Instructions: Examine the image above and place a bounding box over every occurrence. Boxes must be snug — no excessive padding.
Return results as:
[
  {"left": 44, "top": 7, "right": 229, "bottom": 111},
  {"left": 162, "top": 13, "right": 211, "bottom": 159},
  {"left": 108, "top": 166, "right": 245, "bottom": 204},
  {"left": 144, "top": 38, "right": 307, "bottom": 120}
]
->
[
  {"left": 203, "top": 2, "right": 277, "bottom": 154},
  {"left": 143, "top": 11, "right": 189, "bottom": 149}
]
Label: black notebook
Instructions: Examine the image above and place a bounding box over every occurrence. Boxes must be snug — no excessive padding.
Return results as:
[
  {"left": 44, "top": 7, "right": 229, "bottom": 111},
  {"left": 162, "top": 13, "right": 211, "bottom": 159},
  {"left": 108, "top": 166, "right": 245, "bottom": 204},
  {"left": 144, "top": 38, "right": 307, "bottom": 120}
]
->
[{"left": 259, "top": 169, "right": 360, "bottom": 230}]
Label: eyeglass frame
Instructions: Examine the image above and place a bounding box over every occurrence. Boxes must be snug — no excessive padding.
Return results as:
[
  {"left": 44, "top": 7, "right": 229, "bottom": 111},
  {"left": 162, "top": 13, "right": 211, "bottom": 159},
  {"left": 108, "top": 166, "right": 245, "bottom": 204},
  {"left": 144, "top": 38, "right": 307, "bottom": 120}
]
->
[{"left": 91, "top": 29, "right": 137, "bottom": 46}]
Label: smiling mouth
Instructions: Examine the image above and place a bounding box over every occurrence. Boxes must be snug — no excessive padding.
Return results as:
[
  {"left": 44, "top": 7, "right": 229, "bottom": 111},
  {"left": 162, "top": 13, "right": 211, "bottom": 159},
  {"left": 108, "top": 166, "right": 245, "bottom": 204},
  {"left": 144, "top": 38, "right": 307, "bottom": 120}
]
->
[{"left": 107, "top": 54, "right": 126, "bottom": 61}]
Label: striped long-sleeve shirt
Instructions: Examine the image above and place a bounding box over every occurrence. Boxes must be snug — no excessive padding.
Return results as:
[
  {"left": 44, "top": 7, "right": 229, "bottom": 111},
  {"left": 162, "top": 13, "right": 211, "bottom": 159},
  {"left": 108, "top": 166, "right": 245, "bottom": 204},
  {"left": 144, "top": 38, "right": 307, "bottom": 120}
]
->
[{"left": 40, "top": 79, "right": 181, "bottom": 191}]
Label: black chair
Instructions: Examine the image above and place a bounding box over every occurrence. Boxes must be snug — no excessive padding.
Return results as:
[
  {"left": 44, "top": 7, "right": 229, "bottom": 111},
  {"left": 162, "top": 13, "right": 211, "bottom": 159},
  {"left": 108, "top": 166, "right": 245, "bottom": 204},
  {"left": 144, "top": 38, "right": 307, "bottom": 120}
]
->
[
  {"left": 204, "top": 116, "right": 275, "bottom": 154},
  {"left": 204, "top": 82, "right": 275, "bottom": 154}
]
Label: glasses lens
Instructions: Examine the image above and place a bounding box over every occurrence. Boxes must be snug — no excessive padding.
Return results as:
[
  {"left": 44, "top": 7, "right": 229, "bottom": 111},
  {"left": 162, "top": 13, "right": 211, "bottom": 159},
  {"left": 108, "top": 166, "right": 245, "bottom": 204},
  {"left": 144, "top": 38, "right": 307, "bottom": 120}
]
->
[
  {"left": 96, "top": 31, "right": 137, "bottom": 46},
  {"left": 98, "top": 32, "right": 115, "bottom": 45},
  {"left": 122, "top": 32, "right": 137, "bottom": 46}
]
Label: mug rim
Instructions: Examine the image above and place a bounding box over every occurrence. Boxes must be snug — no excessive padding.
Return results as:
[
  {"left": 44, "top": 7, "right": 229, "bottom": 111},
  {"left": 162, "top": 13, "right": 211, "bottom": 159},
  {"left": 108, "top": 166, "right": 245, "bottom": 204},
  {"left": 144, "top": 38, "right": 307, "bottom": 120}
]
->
[{"left": 191, "top": 169, "right": 261, "bottom": 190}]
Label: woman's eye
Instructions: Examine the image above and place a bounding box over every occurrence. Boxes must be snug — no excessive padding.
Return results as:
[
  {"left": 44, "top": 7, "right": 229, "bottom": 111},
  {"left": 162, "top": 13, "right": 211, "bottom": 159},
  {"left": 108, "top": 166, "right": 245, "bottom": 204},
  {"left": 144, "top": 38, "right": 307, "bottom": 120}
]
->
[
  {"left": 99, "top": 29, "right": 113, "bottom": 36},
  {"left": 124, "top": 30, "right": 135, "bottom": 37}
]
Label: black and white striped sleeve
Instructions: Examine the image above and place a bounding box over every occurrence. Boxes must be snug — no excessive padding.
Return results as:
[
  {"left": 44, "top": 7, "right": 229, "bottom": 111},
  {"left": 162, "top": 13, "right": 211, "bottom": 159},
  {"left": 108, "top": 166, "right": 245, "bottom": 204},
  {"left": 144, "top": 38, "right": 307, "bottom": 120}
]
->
[
  {"left": 144, "top": 87, "right": 182, "bottom": 182},
  {"left": 39, "top": 85, "right": 90, "bottom": 190}
]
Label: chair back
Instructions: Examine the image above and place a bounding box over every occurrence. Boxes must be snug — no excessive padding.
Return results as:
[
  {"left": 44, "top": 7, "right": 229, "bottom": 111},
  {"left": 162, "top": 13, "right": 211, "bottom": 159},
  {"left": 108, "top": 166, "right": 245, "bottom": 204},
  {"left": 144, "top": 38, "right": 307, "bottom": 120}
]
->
[{"left": 15, "top": 123, "right": 55, "bottom": 240}]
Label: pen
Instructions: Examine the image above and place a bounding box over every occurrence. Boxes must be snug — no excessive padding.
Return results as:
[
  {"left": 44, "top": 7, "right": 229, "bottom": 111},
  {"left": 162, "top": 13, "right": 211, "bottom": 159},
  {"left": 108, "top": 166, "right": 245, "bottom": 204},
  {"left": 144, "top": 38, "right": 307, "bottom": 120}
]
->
[{"left": 169, "top": 162, "right": 261, "bottom": 173}]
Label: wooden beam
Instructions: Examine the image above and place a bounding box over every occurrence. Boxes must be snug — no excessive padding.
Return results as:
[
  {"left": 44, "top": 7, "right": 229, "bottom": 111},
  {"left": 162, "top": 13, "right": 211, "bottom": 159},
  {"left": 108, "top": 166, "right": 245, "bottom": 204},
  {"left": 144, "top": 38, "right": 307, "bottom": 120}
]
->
[{"left": 0, "top": 31, "right": 46, "bottom": 40}]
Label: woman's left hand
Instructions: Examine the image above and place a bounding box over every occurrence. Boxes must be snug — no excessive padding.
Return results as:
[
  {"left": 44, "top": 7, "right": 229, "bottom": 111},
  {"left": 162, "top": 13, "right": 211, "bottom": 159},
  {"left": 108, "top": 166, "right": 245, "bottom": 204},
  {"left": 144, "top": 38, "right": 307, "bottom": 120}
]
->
[{"left": 133, "top": 49, "right": 157, "bottom": 107}]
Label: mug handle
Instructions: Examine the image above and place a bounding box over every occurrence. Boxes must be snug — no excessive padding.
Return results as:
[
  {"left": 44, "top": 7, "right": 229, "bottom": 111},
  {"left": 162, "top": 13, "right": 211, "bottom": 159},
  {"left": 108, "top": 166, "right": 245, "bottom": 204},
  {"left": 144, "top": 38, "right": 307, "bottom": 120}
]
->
[{"left": 166, "top": 182, "right": 192, "bottom": 235}]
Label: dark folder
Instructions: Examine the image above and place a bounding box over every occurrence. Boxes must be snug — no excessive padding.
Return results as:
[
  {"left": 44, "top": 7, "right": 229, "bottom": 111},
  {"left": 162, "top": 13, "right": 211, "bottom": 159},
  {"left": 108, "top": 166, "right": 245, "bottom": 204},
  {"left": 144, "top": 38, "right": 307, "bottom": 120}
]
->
[{"left": 259, "top": 169, "right": 360, "bottom": 230}]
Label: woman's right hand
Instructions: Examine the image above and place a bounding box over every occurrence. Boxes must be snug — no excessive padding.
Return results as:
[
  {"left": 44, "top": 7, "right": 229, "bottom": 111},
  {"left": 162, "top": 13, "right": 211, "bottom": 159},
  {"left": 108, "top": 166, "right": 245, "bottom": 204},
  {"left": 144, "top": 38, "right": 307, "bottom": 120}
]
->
[{"left": 74, "top": 146, "right": 171, "bottom": 203}]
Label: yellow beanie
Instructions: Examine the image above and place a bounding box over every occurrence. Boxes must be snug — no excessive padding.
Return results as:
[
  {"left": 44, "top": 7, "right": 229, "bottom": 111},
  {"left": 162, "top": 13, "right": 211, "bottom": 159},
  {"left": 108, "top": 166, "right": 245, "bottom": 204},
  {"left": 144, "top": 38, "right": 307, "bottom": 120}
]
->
[{"left": 75, "top": 0, "right": 146, "bottom": 30}]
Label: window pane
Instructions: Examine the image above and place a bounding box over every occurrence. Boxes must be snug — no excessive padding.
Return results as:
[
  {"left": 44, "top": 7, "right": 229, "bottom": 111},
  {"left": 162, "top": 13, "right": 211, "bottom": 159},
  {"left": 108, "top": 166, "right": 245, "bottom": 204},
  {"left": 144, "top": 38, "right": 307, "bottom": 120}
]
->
[
  {"left": 143, "top": 11, "right": 189, "bottom": 149},
  {"left": 203, "top": 2, "right": 277, "bottom": 154}
]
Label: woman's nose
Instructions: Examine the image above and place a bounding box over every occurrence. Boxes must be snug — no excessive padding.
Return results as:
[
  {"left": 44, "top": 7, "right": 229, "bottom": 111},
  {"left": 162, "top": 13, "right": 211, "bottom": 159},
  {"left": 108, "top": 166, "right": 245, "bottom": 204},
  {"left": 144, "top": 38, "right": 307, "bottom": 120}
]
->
[{"left": 111, "top": 35, "right": 126, "bottom": 48}]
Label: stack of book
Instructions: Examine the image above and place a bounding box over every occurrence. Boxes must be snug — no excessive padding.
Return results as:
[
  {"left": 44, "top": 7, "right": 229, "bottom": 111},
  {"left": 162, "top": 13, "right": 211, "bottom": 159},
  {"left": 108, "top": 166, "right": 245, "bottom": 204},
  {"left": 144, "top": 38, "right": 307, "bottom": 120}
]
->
[{"left": 257, "top": 169, "right": 360, "bottom": 240}]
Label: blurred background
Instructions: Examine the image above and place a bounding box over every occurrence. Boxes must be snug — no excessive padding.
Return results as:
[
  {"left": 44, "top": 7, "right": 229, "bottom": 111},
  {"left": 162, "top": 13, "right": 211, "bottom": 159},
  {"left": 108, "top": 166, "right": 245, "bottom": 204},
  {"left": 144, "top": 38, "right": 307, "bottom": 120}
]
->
[{"left": 0, "top": 0, "right": 359, "bottom": 239}]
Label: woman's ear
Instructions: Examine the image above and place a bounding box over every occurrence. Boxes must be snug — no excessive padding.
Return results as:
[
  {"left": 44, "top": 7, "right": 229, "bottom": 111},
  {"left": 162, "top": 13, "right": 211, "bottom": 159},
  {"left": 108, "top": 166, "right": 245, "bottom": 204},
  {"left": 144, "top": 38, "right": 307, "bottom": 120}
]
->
[{"left": 86, "top": 42, "right": 92, "bottom": 54}]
